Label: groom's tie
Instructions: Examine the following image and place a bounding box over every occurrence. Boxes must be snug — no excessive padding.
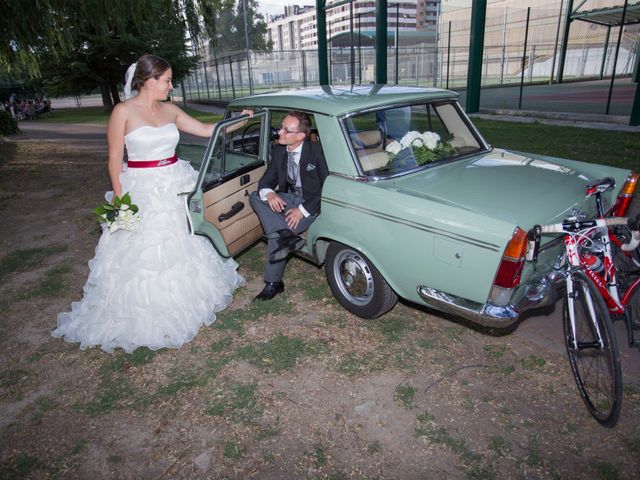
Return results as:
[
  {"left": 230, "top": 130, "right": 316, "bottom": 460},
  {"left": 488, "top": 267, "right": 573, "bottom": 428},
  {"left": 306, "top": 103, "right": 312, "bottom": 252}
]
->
[{"left": 286, "top": 150, "right": 298, "bottom": 186}]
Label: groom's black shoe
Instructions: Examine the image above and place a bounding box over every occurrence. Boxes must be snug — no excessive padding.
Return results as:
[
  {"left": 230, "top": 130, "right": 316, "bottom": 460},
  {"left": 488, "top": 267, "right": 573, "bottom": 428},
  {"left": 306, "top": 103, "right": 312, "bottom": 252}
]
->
[
  {"left": 269, "top": 234, "right": 306, "bottom": 263},
  {"left": 254, "top": 281, "right": 285, "bottom": 301}
]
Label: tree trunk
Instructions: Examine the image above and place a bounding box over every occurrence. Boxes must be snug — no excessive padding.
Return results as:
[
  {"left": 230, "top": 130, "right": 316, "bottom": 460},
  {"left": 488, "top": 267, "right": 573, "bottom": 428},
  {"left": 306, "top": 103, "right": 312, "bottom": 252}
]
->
[
  {"left": 110, "top": 83, "right": 120, "bottom": 106},
  {"left": 99, "top": 83, "right": 113, "bottom": 111}
]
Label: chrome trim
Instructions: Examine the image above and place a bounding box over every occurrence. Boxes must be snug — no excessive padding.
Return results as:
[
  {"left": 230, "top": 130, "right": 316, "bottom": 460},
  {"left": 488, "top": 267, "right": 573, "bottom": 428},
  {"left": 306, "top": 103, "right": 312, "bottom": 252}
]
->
[
  {"left": 328, "top": 172, "right": 370, "bottom": 182},
  {"left": 322, "top": 197, "right": 502, "bottom": 252},
  {"left": 417, "top": 270, "right": 564, "bottom": 328}
]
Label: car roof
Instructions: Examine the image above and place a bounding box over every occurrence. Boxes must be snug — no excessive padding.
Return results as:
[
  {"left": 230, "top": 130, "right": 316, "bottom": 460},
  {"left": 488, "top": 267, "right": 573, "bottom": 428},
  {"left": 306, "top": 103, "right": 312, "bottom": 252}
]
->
[{"left": 228, "top": 85, "right": 459, "bottom": 117}]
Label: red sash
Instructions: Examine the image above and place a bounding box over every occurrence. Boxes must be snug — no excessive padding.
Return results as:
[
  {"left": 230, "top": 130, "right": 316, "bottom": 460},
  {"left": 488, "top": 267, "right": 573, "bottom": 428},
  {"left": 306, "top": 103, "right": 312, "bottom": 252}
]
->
[{"left": 127, "top": 154, "right": 178, "bottom": 168}]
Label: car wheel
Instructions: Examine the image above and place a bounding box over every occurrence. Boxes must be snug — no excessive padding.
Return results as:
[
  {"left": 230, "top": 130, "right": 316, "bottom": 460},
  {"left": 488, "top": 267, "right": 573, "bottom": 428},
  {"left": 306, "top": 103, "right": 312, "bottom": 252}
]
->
[{"left": 325, "top": 242, "right": 397, "bottom": 319}]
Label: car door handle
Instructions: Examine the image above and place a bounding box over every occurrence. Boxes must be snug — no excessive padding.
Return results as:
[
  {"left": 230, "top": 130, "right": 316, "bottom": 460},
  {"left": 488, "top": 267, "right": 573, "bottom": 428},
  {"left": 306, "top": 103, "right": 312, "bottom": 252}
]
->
[{"left": 218, "top": 201, "right": 244, "bottom": 222}]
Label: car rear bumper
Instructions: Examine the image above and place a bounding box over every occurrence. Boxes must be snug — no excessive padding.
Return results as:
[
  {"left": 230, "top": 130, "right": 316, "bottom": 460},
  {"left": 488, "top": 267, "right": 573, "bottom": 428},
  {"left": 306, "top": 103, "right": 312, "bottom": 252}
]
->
[{"left": 417, "top": 270, "right": 564, "bottom": 329}]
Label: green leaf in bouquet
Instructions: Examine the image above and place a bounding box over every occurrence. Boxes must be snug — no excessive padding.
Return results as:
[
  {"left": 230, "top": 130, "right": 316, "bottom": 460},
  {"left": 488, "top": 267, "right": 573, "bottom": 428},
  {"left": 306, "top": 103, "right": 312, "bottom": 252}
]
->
[
  {"left": 130, "top": 204, "right": 139, "bottom": 214},
  {"left": 92, "top": 206, "right": 105, "bottom": 216},
  {"left": 113, "top": 195, "right": 122, "bottom": 208},
  {"left": 120, "top": 192, "right": 132, "bottom": 205}
]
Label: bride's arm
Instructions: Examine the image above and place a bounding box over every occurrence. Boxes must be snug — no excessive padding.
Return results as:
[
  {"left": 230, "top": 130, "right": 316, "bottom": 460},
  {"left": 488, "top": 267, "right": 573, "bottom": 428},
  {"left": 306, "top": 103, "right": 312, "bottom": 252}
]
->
[
  {"left": 107, "top": 104, "right": 127, "bottom": 199},
  {"left": 172, "top": 104, "right": 253, "bottom": 138}
]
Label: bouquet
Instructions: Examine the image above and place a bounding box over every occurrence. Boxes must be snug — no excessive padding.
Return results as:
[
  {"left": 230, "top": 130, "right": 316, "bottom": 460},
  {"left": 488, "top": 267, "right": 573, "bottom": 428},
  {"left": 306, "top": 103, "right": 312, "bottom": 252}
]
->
[
  {"left": 385, "top": 131, "right": 456, "bottom": 166},
  {"left": 92, "top": 192, "right": 140, "bottom": 233}
]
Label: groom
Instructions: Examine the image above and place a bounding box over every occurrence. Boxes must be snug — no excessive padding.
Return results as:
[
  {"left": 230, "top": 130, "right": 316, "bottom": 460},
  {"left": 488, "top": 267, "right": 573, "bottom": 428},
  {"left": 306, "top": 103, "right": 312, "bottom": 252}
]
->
[{"left": 249, "top": 111, "right": 329, "bottom": 301}]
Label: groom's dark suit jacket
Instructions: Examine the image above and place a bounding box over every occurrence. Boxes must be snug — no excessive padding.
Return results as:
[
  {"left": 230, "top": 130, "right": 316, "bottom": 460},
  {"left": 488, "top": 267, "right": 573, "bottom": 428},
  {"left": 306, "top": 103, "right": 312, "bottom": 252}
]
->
[{"left": 258, "top": 139, "right": 329, "bottom": 216}]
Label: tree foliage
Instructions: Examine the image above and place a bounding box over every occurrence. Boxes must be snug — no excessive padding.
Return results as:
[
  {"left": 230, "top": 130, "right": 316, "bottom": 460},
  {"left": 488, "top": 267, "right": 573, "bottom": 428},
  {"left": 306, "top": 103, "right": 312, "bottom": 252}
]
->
[
  {"left": 196, "top": 0, "right": 272, "bottom": 56},
  {"left": 0, "top": 0, "right": 269, "bottom": 108}
]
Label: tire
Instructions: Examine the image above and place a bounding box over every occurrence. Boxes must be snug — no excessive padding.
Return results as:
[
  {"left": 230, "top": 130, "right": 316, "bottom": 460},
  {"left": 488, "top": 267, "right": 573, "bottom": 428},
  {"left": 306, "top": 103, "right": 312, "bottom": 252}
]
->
[
  {"left": 563, "top": 270, "right": 623, "bottom": 427},
  {"left": 325, "top": 242, "right": 397, "bottom": 319}
]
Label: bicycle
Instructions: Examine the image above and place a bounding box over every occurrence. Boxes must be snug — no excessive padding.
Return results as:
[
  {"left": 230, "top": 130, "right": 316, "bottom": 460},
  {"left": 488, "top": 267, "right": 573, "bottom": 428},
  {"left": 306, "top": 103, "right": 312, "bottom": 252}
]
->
[{"left": 526, "top": 177, "right": 640, "bottom": 428}]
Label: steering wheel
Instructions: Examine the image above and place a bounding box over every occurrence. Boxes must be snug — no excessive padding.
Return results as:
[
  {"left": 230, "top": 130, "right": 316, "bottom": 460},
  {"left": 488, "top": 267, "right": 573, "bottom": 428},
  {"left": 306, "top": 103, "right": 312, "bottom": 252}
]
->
[{"left": 240, "top": 123, "right": 261, "bottom": 155}]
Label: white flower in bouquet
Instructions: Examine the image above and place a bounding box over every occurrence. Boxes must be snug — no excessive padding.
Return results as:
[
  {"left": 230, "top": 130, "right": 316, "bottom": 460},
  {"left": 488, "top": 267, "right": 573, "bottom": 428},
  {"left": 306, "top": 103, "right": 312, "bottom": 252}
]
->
[
  {"left": 399, "top": 131, "right": 423, "bottom": 148},
  {"left": 385, "top": 141, "right": 403, "bottom": 155},
  {"left": 420, "top": 131, "right": 440, "bottom": 150},
  {"left": 109, "top": 208, "right": 140, "bottom": 233}
]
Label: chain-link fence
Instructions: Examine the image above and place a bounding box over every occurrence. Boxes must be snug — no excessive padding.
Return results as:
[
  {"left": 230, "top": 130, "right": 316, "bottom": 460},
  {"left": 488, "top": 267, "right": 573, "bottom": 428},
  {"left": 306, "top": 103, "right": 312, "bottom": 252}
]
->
[{"left": 177, "top": 1, "right": 638, "bottom": 115}]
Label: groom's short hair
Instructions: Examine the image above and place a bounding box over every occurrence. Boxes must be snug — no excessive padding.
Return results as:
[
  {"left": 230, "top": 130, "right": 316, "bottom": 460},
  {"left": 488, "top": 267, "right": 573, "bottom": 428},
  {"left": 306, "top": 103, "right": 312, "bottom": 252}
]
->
[{"left": 287, "top": 111, "right": 312, "bottom": 137}]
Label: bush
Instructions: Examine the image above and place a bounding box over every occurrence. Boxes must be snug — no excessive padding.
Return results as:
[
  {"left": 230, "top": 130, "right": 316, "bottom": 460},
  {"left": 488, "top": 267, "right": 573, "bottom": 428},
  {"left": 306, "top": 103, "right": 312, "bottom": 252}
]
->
[{"left": 0, "top": 110, "right": 19, "bottom": 136}]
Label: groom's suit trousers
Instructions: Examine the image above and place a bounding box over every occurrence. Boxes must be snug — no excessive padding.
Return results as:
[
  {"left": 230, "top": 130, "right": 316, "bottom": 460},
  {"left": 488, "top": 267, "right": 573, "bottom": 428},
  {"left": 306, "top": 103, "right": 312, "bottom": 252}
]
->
[{"left": 249, "top": 191, "right": 317, "bottom": 283}]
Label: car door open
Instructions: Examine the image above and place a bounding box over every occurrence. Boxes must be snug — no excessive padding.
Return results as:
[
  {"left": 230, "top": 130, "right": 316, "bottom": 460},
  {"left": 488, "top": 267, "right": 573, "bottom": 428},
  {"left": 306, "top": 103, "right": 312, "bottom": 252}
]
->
[{"left": 187, "top": 112, "right": 267, "bottom": 257}]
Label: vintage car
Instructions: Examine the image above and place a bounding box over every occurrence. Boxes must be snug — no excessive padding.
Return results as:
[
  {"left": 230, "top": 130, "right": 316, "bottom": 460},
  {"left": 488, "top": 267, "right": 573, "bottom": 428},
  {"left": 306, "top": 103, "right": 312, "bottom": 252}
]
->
[{"left": 179, "top": 85, "right": 638, "bottom": 327}]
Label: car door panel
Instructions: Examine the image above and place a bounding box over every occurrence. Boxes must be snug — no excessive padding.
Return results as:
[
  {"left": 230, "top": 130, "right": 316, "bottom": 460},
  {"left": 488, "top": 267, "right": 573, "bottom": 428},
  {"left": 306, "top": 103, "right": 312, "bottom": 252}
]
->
[{"left": 203, "top": 165, "right": 265, "bottom": 255}]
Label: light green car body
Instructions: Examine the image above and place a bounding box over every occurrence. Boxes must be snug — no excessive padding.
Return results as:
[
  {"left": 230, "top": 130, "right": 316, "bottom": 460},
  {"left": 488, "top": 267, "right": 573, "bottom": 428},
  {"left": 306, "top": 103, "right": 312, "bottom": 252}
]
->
[{"left": 190, "top": 85, "right": 632, "bottom": 326}]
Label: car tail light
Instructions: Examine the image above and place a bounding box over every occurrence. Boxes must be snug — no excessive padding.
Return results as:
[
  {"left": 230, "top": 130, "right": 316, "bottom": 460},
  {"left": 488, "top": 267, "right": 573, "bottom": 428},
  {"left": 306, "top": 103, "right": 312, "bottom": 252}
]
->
[
  {"left": 489, "top": 227, "right": 528, "bottom": 306},
  {"left": 611, "top": 171, "right": 639, "bottom": 217}
]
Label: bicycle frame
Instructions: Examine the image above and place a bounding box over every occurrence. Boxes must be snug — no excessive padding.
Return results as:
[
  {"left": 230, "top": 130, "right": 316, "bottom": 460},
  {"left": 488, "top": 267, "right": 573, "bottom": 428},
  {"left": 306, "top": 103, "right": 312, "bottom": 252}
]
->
[{"left": 550, "top": 217, "right": 640, "bottom": 351}]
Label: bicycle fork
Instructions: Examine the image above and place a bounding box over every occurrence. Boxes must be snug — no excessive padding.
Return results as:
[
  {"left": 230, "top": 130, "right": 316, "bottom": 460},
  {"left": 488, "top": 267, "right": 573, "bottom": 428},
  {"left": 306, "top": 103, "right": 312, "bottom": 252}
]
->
[{"left": 565, "top": 271, "right": 605, "bottom": 351}]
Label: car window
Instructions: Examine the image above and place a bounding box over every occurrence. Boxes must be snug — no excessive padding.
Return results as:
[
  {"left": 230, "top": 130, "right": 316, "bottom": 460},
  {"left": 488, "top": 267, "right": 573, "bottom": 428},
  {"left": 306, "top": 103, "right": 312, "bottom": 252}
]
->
[
  {"left": 201, "top": 114, "right": 265, "bottom": 191},
  {"left": 343, "top": 101, "right": 484, "bottom": 177}
]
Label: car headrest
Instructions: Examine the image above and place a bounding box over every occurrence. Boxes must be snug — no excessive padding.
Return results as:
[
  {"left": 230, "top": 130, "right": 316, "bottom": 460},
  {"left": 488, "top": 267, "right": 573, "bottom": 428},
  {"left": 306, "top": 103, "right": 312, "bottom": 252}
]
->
[{"left": 350, "top": 130, "right": 383, "bottom": 150}]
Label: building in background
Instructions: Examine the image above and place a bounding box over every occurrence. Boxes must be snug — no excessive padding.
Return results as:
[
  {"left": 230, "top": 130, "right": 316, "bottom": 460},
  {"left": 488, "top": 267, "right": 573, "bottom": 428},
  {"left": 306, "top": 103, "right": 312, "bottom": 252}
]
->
[
  {"left": 265, "top": 1, "right": 422, "bottom": 51},
  {"left": 417, "top": 0, "right": 441, "bottom": 28}
]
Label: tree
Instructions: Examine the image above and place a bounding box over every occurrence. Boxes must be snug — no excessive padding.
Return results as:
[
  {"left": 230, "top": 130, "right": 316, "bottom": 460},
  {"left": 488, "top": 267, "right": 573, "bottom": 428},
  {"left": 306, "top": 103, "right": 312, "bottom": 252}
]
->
[
  {"left": 0, "top": 0, "right": 209, "bottom": 108},
  {"left": 199, "top": 0, "right": 272, "bottom": 56}
]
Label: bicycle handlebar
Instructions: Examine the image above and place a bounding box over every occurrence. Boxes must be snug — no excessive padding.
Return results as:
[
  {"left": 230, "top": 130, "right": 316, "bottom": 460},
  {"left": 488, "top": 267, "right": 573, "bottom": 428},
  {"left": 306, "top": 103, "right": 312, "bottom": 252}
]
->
[{"left": 526, "top": 216, "right": 640, "bottom": 262}]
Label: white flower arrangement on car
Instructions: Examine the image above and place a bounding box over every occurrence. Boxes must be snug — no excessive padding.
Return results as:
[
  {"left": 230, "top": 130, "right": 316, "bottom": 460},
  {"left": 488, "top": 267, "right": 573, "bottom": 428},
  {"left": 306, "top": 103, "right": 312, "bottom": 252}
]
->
[
  {"left": 92, "top": 192, "right": 140, "bottom": 233},
  {"left": 385, "top": 131, "right": 455, "bottom": 165}
]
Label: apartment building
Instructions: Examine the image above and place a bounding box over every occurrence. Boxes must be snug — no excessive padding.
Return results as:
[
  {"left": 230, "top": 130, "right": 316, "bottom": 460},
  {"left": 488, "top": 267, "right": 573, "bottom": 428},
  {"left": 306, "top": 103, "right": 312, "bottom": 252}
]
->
[
  {"left": 265, "top": 1, "right": 423, "bottom": 51},
  {"left": 417, "top": 1, "right": 441, "bottom": 28}
]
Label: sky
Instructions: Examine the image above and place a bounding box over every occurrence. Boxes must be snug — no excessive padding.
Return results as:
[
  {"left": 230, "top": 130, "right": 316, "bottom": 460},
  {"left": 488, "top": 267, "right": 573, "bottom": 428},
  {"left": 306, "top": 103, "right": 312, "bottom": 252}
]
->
[{"left": 258, "top": 1, "right": 310, "bottom": 19}]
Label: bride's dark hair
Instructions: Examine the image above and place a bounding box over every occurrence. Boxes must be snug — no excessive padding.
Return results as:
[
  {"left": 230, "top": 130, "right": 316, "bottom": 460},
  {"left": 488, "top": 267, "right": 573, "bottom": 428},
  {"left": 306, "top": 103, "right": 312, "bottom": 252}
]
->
[{"left": 131, "top": 54, "right": 171, "bottom": 92}]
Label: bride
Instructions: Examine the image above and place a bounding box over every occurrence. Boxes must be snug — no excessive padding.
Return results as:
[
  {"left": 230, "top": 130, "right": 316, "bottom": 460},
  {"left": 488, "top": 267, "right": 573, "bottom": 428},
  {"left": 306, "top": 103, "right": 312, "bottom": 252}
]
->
[{"left": 53, "top": 54, "right": 249, "bottom": 353}]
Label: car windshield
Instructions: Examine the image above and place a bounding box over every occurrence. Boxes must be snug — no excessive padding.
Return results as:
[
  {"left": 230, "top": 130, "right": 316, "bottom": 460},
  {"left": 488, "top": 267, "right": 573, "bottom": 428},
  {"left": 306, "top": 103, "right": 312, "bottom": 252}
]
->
[{"left": 342, "top": 101, "right": 486, "bottom": 177}]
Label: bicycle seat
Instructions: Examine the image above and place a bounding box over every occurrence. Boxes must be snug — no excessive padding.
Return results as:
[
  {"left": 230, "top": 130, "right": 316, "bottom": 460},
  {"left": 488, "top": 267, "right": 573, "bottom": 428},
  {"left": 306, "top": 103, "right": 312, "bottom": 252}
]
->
[{"left": 585, "top": 177, "right": 616, "bottom": 196}]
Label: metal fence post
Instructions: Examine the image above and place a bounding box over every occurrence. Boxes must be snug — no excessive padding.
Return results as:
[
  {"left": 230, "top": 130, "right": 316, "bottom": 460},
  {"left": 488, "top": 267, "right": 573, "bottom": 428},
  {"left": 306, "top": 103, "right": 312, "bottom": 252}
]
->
[
  {"left": 202, "top": 61, "right": 211, "bottom": 101},
  {"left": 302, "top": 50, "right": 308, "bottom": 87},
  {"left": 229, "top": 59, "right": 236, "bottom": 99},
  {"left": 518, "top": 7, "right": 531, "bottom": 110}
]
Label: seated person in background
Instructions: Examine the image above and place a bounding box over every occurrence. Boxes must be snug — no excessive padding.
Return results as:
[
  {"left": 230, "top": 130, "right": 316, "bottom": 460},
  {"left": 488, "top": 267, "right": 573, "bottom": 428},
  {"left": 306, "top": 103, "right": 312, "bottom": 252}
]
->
[
  {"left": 36, "top": 98, "right": 51, "bottom": 115},
  {"left": 25, "top": 100, "right": 36, "bottom": 119},
  {"left": 249, "top": 111, "right": 329, "bottom": 301}
]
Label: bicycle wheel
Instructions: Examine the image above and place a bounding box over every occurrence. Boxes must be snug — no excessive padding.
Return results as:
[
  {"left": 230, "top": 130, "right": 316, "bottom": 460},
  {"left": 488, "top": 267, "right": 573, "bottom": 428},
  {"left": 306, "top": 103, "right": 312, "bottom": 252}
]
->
[{"left": 563, "top": 270, "right": 623, "bottom": 427}]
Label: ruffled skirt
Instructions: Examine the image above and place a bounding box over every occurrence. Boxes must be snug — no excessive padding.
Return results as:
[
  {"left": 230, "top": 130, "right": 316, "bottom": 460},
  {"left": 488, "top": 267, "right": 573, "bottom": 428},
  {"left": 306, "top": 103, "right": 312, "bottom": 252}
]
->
[{"left": 53, "top": 160, "right": 244, "bottom": 353}]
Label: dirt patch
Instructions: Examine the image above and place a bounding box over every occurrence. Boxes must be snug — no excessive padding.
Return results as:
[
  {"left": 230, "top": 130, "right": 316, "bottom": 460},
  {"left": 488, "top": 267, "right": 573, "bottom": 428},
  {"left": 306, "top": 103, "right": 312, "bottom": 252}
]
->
[{"left": 0, "top": 126, "right": 639, "bottom": 479}]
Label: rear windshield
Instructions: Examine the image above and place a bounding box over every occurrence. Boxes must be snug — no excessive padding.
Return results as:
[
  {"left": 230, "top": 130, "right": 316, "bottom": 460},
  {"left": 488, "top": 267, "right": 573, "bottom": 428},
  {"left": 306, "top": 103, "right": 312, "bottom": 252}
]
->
[{"left": 342, "top": 101, "right": 486, "bottom": 177}]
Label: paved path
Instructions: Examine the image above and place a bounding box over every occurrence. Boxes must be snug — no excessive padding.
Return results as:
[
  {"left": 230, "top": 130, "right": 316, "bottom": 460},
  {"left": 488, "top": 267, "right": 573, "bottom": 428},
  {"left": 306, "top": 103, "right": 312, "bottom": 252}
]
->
[{"left": 13, "top": 120, "right": 640, "bottom": 386}]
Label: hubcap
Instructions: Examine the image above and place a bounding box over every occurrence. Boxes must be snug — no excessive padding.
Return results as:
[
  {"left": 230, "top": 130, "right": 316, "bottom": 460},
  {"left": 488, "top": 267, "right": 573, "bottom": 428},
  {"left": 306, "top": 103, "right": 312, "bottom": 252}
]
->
[{"left": 333, "top": 250, "right": 374, "bottom": 306}]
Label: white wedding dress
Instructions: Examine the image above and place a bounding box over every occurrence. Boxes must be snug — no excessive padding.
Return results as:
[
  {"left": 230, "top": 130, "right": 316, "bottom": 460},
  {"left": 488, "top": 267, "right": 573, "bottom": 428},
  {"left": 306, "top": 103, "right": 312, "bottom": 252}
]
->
[{"left": 53, "top": 123, "right": 244, "bottom": 353}]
